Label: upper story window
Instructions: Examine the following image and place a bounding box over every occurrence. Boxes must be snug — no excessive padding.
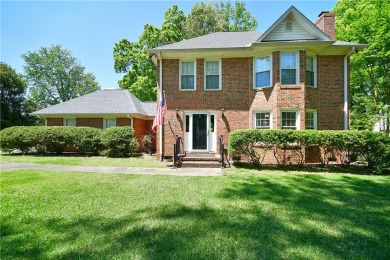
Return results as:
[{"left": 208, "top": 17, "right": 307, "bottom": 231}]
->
[
  {"left": 306, "top": 110, "right": 317, "bottom": 130},
  {"left": 104, "top": 118, "right": 116, "bottom": 129},
  {"left": 254, "top": 56, "right": 272, "bottom": 88},
  {"left": 180, "top": 61, "right": 196, "bottom": 90},
  {"left": 254, "top": 111, "right": 272, "bottom": 129},
  {"left": 205, "top": 60, "right": 221, "bottom": 90},
  {"left": 306, "top": 55, "right": 317, "bottom": 87},
  {"left": 65, "top": 118, "right": 76, "bottom": 127},
  {"left": 281, "top": 110, "right": 299, "bottom": 130},
  {"left": 281, "top": 53, "right": 298, "bottom": 85}
]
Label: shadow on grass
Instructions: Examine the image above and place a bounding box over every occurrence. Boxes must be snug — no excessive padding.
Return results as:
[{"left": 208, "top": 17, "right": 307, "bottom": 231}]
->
[
  {"left": 1, "top": 175, "right": 390, "bottom": 259},
  {"left": 232, "top": 162, "right": 390, "bottom": 175}
]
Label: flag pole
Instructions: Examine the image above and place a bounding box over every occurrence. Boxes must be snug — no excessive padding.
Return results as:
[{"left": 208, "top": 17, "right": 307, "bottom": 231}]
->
[{"left": 159, "top": 54, "right": 163, "bottom": 161}]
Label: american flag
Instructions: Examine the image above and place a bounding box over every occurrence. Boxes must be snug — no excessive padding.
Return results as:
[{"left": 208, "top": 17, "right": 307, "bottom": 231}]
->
[{"left": 151, "top": 93, "right": 166, "bottom": 132}]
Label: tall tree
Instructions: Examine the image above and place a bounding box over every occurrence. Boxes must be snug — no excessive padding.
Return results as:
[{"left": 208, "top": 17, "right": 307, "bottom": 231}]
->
[
  {"left": 114, "top": 2, "right": 257, "bottom": 101},
  {"left": 22, "top": 45, "right": 100, "bottom": 108},
  {"left": 114, "top": 5, "right": 186, "bottom": 101},
  {"left": 218, "top": 1, "right": 258, "bottom": 32},
  {"left": 185, "top": 2, "right": 227, "bottom": 38},
  {"left": 333, "top": 0, "right": 390, "bottom": 132},
  {"left": 0, "top": 62, "right": 37, "bottom": 129}
]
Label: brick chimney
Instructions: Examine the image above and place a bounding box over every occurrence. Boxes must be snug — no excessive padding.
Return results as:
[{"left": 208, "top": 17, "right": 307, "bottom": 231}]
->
[{"left": 315, "top": 11, "right": 335, "bottom": 40}]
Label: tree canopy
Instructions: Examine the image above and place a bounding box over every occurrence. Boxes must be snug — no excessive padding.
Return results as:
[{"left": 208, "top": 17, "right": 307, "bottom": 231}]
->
[
  {"left": 113, "top": 1, "right": 258, "bottom": 101},
  {"left": 0, "top": 62, "right": 37, "bottom": 129},
  {"left": 333, "top": 0, "right": 390, "bottom": 132},
  {"left": 23, "top": 45, "right": 100, "bottom": 108}
]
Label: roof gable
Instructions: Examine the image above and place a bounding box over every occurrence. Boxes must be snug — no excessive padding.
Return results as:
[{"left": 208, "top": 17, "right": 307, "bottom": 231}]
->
[{"left": 256, "top": 6, "right": 331, "bottom": 42}]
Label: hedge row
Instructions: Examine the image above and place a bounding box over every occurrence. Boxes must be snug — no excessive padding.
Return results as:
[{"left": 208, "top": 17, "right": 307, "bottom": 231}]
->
[
  {"left": 0, "top": 126, "right": 139, "bottom": 157},
  {"left": 228, "top": 130, "right": 390, "bottom": 172}
]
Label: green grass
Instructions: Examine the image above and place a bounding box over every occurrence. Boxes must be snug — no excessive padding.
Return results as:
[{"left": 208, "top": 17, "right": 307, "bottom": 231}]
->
[
  {"left": 0, "top": 153, "right": 166, "bottom": 168},
  {"left": 1, "top": 170, "right": 389, "bottom": 259}
]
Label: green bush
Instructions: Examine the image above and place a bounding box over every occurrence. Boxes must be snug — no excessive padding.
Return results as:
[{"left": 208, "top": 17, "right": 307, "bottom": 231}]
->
[
  {"left": 40, "top": 127, "right": 75, "bottom": 154},
  {"left": 71, "top": 127, "right": 102, "bottom": 154},
  {"left": 228, "top": 129, "right": 390, "bottom": 173},
  {"left": 100, "top": 127, "right": 139, "bottom": 157},
  {"left": 0, "top": 126, "right": 44, "bottom": 154}
]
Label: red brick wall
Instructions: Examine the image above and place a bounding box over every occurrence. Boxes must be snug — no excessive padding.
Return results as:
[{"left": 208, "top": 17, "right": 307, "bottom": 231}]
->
[
  {"left": 158, "top": 53, "right": 346, "bottom": 158},
  {"left": 306, "top": 55, "right": 345, "bottom": 130},
  {"left": 76, "top": 118, "right": 103, "bottom": 128},
  {"left": 46, "top": 118, "right": 63, "bottom": 126}
]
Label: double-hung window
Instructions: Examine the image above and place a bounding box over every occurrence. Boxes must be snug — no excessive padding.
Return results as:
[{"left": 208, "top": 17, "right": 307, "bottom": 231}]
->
[
  {"left": 254, "top": 56, "right": 271, "bottom": 88},
  {"left": 281, "top": 110, "right": 299, "bottom": 130},
  {"left": 205, "top": 61, "right": 221, "bottom": 90},
  {"left": 281, "top": 53, "right": 298, "bottom": 85},
  {"left": 65, "top": 118, "right": 76, "bottom": 127},
  {"left": 104, "top": 118, "right": 116, "bottom": 129},
  {"left": 306, "top": 110, "right": 317, "bottom": 130},
  {"left": 180, "top": 61, "right": 195, "bottom": 90},
  {"left": 254, "top": 111, "right": 272, "bottom": 129},
  {"left": 306, "top": 55, "right": 316, "bottom": 87}
]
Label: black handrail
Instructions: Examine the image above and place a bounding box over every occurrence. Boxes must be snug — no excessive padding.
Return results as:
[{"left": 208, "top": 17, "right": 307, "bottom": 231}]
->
[
  {"left": 219, "top": 135, "right": 231, "bottom": 168},
  {"left": 173, "top": 135, "right": 181, "bottom": 168}
]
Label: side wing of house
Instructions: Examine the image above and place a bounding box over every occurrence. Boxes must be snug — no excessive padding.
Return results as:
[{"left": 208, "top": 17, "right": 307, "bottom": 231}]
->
[{"left": 31, "top": 89, "right": 156, "bottom": 149}]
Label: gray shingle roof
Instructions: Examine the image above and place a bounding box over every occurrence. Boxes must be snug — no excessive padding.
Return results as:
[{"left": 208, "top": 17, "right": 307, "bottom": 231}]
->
[
  {"left": 31, "top": 89, "right": 156, "bottom": 117},
  {"left": 151, "top": 31, "right": 263, "bottom": 51}
]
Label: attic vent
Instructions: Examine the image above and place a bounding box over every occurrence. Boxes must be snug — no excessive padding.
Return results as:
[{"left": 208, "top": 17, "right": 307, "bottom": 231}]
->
[{"left": 286, "top": 21, "right": 292, "bottom": 31}]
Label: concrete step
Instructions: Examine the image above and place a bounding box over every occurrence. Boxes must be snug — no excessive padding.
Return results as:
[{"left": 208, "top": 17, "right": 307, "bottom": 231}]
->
[{"left": 180, "top": 161, "right": 222, "bottom": 168}]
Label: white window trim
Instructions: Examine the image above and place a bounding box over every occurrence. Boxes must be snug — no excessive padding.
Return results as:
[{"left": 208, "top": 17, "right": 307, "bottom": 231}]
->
[
  {"left": 179, "top": 60, "right": 197, "bottom": 91},
  {"left": 63, "top": 118, "right": 76, "bottom": 127},
  {"left": 280, "top": 109, "right": 300, "bottom": 130},
  {"left": 103, "top": 118, "right": 116, "bottom": 129},
  {"left": 306, "top": 109, "right": 318, "bottom": 130},
  {"left": 280, "top": 52, "right": 300, "bottom": 86},
  {"left": 306, "top": 55, "right": 317, "bottom": 88},
  {"left": 253, "top": 55, "right": 273, "bottom": 89},
  {"left": 253, "top": 110, "right": 273, "bottom": 129},
  {"left": 204, "top": 59, "right": 222, "bottom": 90}
]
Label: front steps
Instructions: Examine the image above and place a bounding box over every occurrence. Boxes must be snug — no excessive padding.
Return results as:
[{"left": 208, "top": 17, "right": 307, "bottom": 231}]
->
[{"left": 180, "top": 153, "right": 222, "bottom": 168}]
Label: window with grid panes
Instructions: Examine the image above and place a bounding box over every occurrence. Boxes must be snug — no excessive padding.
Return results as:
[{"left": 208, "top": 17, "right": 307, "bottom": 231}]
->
[
  {"left": 306, "top": 56, "right": 315, "bottom": 87},
  {"left": 306, "top": 111, "right": 316, "bottom": 129},
  {"left": 281, "top": 53, "right": 297, "bottom": 85},
  {"left": 180, "top": 61, "right": 195, "bottom": 90},
  {"left": 281, "top": 111, "right": 297, "bottom": 130},
  {"left": 205, "top": 61, "right": 220, "bottom": 90},
  {"left": 255, "top": 112, "right": 271, "bottom": 129}
]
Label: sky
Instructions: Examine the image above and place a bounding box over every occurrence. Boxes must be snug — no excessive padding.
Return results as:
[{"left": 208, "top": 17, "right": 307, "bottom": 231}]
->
[{"left": 1, "top": 0, "right": 337, "bottom": 89}]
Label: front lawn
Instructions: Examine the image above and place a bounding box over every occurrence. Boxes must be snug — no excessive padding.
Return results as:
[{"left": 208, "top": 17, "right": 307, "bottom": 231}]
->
[
  {"left": 0, "top": 153, "right": 166, "bottom": 168},
  {"left": 1, "top": 170, "right": 389, "bottom": 259}
]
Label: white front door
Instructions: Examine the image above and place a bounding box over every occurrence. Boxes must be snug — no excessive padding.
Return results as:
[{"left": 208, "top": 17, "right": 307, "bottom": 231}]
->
[{"left": 184, "top": 112, "right": 216, "bottom": 152}]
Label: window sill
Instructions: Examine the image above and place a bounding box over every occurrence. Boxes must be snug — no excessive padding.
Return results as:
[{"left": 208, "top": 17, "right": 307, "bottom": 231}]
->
[
  {"left": 280, "top": 85, "right": 301, "bottom": 89},
  {"left": 254, "top": 86, "right": 273, "bottom": 91}
]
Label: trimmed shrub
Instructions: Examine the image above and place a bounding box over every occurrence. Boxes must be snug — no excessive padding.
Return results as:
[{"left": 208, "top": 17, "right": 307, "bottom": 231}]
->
[
  {"left": 40, "top": 127, "right": 76, "bottom": 154},
  {"left": 100, "top": 127, "right": 139, "bottom": 157},
  {"left": 72, "top": 127, "right": 102, "bottom": 154},
  {"left": 228, "top": 129, "right": 390, "bottom": 173},
  {"left": 0, "top": 126, "right": 44, "bottom": 154}
]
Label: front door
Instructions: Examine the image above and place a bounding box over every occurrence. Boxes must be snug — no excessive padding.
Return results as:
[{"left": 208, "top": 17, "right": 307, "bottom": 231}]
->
[
  {"left": 193, "top": 114, "right": 207, "bottom": 150},
  {"left": 184, "top": 112, "right": 216, "bottom": 152}
]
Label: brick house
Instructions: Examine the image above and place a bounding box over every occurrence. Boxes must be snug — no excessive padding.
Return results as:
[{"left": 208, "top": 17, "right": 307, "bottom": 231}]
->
[
  {"left": 31, "top": 89, "right": 156, "bottom": 146},
  {"left": 148, "top": 6, "right": 367, "bottom": 161},
  {"left": 146, "top": 6, "right": 368, "bottom": 162}
]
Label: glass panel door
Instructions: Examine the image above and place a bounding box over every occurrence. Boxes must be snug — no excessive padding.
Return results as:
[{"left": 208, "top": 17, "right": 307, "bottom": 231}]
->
[{"left": 192, "top": 114, "right": 207, "bottom": 150}]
